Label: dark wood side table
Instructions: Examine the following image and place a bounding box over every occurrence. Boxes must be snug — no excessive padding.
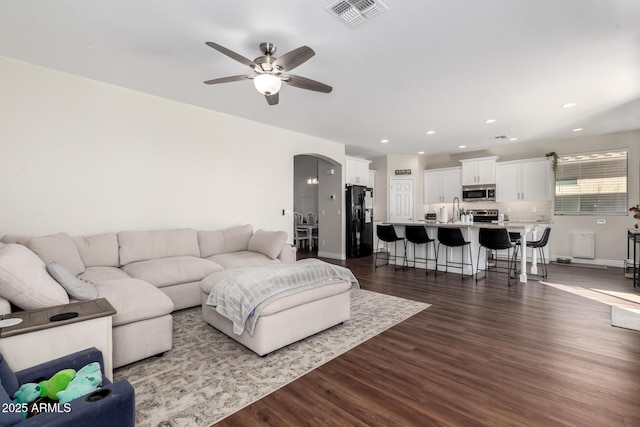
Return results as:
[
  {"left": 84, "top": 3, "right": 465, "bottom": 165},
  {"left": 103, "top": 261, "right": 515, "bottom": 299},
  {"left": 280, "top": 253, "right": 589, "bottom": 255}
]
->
[
  {"left": 0, "top": 298, "right": 116, "bottom": 379},
  {"left": 628, "top": 229, "right": 640, "bottom": 288}
]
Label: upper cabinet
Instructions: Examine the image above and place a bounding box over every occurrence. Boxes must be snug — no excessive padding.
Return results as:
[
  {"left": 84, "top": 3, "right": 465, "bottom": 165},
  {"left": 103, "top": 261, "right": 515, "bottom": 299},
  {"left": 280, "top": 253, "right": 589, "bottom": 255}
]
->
[
  {"left": 424, "top": 167, "right": 461, "bottom": 204},
  {"left": 495, "top": 158, "right": 551, "bottom": 202},
  {"left": 460, "top": 156, "right": 498, "bottom": 185},
  {"left": 345, "top": 156, "right": 371, "bottom": 186}
]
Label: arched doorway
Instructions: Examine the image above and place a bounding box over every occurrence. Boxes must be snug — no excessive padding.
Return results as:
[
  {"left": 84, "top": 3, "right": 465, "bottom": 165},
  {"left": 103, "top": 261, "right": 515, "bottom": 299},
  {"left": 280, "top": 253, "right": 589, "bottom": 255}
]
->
[{"left": 293, "top": 154, "right": 343, "bottom": 259}]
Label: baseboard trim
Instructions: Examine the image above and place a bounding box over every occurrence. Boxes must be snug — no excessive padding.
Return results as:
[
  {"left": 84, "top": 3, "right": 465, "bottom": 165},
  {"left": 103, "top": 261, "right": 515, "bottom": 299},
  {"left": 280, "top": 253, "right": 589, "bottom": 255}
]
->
[
  {"left": 317, "top": 251, "right": 346, "bottom": 260},
  {"left": 549, "top": 255, "right": 624, "bottom": 268}
]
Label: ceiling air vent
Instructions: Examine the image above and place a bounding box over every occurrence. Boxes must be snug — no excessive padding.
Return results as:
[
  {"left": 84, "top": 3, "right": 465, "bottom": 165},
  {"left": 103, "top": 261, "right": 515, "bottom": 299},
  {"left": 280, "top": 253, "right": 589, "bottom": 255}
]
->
[{"left": 327, "top": 0, "right": 388, "bottom": 28}]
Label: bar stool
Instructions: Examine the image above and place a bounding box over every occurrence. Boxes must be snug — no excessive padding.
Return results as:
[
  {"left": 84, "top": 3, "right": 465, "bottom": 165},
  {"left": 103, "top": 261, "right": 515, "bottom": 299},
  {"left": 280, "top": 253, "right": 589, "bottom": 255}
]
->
[
  {"left": 515, "top": 227, "right": 552, "bottom": 279},
  {"left": 476, "top": 228, "right": 519, "bottom": 286},
  {"left": 375, "top": 225, "right": 407, "bottom": 270},
  {"left": 405, "top": 225, "right": 436, "bottom": 274},
  {"left": 435, "top": 227, "right": 473, "bottom": 280}
]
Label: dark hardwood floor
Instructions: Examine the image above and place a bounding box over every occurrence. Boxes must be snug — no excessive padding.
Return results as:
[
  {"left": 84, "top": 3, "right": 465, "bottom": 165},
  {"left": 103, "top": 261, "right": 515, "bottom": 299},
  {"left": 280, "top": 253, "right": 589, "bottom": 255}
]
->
[{"left": 216, "top": 255, "right": 640, "bottom": 426}]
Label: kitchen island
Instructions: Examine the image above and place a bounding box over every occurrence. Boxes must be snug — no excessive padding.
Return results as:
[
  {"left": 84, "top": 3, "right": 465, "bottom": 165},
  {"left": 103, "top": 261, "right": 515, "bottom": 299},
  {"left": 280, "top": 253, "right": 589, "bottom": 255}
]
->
[{"left": 382, "top": 221, "right": 546, "bottom": 283}]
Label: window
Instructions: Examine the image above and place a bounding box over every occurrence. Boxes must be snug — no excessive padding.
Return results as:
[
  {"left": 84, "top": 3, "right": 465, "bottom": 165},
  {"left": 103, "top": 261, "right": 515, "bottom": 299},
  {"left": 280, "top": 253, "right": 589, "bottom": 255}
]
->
[{"left": 554, "top": 150, "right": 628, "bottom": 215}]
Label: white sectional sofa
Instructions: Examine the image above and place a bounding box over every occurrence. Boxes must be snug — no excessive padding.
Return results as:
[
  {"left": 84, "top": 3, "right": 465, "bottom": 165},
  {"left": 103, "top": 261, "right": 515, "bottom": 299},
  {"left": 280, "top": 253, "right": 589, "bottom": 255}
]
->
[{"left": 0, "top": 225, "right": 294, "bottom": 368}]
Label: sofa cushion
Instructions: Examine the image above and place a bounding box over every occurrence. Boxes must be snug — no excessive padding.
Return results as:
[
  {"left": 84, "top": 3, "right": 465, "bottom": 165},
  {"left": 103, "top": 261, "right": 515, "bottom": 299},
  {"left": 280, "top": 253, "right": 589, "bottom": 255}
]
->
[
  {"left": 26, "top": 232, "right": 85, "bottom": 275},
  {"left": 122, "top": 256, "right": 223, "bottom": 288},
  {"left": 0, "top": 234, "right": 33, "bottom": 245},
  {"left": 46, "top": 262, "right": 99, "bottom": 301},
  {"left": 206, "top": 251, "right": 281, "bottom": 269},
  {"left": 78, "top": 266, "right": 132, "bottom": 283},
  {"left": 95, "top": 278, "right": 174, "bottom": 326},
  {"left": 118, "top": 229, "right": 200, "bottom": 265},
  {"left": 73, "top": 233, "right": 119, "bottom": 267},
  {"left": 0, "top": 244, "right": 69, "bottom": 310},
  {"left": 197, "top": 224, "right": 253, "bottom": 258},
  {"left": 248, "top": 230, "right": 288, "bottom": 259}
]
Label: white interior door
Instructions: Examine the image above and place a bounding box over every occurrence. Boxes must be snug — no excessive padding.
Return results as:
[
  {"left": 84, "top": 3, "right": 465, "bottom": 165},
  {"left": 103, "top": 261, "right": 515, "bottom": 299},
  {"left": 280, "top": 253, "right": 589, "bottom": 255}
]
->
[{"left": 389, "top": 178, "right": 415, "bottom": 222}]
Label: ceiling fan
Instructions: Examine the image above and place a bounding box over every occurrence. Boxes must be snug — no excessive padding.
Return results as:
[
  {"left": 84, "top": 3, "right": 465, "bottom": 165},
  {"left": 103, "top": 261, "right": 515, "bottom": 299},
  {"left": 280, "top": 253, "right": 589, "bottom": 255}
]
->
[{"left": 204, "top": 42, "right": 333, "bottom": 106}]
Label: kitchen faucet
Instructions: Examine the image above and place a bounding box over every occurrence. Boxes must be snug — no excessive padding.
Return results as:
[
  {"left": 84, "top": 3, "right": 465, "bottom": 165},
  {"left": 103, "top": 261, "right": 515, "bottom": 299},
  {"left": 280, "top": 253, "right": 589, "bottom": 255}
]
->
[{"left": 452, "top": 196, "right": 460, "bottom": 222}]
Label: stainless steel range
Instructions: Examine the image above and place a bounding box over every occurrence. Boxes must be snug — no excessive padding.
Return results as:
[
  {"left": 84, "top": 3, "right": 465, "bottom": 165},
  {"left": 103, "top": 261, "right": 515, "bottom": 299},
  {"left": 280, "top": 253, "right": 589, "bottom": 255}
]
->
[{"left": 467, "top": 209, "right": 499, "bottom": 223}]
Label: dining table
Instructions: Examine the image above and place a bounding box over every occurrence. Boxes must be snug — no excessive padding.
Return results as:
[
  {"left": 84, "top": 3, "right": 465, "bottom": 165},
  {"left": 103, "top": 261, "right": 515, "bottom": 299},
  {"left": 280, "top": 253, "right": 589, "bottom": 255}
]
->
[{"left": 296, "top": 223, "right": 318, "bottom": 250}]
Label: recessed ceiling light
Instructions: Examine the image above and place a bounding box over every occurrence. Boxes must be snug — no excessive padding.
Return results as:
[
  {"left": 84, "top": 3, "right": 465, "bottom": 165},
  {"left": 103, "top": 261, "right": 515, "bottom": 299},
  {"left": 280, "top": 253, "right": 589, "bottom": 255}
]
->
[
  {"left": 418, "top": 151, "right": 424, "bottom": 154},
  {"left": 458, "top": 145, "right": 466, "bottom": 149},
  {"left": 562, "top": 103, "right": 577, "bottom": 108},
  {"left": 381, "top": 139, "right": 389, "bottom": 143},
  {"left": 485, "top": 119, "right": 496, "bottom": 124},
  {"left": 509, "top": 137, "right": 518, "bottom": 142},
  {"left": 426, "top": 130, "right": 436, "bottom": 135},
  {"left": 572, "top": 128, "right": 583, "bottom": 132}
]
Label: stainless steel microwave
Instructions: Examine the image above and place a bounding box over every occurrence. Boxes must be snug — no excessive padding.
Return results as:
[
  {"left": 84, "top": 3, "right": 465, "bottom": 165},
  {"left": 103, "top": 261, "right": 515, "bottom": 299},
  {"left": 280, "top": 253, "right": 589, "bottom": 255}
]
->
[{"left": 462, "top": 184, "right": 496, "bottom": 202}]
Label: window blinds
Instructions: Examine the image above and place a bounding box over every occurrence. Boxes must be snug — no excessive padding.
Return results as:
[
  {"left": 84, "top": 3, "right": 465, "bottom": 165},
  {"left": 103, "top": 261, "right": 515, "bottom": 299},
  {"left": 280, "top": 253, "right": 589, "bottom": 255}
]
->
[{"left": 554, "top": 150, "right": 628, "bottom": 215}]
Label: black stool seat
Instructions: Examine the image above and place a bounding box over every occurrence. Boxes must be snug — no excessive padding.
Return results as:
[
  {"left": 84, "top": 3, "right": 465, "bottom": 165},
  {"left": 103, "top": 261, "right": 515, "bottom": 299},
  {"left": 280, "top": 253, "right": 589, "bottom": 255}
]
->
[
  {"left": 405, "top": 225, "right": 436, "bottom": 274},
  {"left": 435, "top": 227, "right": 473, "bottom": 280},
  {"left": 476, "top": 228, "right": 519, "bottom": 286},
  {"left": 375, "top": 224, "right": 407, "bottom": 270},
  {"left": 515, "top": 227, "right": 551, "bottom": 278}
]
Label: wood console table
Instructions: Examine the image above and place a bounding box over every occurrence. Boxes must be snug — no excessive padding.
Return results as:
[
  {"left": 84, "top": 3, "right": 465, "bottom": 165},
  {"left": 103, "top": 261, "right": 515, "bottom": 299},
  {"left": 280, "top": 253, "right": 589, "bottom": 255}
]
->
[{"left": 0, "top": 298, "right": 116, "bottom": 380}]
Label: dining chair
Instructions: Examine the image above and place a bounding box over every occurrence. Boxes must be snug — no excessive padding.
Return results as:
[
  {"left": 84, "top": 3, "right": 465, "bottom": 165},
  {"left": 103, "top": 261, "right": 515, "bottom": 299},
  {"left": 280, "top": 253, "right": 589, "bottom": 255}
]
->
[{"left": 305, "top": 212, "right": 318, "bottom": 224}]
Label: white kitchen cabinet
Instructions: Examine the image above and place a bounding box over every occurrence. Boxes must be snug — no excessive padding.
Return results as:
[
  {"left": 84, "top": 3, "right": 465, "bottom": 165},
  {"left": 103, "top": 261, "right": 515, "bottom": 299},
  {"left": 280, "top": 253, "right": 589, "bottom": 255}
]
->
[
  {"left": 460, "top": 156, "right": 498, "bottom": 185},
  {"left": 346, "top": 156, "right": 371, "bottom": 186},
  {"left": 423, "top": 167, "right": 461, "bottom": 203},
  {"left": 495, "top": 158, "right": 550, "bottom": 202}
]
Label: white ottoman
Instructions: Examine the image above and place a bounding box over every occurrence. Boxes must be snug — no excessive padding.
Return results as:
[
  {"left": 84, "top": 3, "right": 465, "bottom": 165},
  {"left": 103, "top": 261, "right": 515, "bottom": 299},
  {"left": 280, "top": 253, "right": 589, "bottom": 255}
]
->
[{"left": 200, "top": 270, "right": 352, "bottom": 355}]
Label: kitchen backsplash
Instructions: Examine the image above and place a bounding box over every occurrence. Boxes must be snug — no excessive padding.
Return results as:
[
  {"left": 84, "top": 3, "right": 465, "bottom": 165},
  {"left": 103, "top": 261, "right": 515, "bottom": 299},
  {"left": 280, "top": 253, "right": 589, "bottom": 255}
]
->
[{"left": 424, "top": 200, "right": 552, "bottom": 223}]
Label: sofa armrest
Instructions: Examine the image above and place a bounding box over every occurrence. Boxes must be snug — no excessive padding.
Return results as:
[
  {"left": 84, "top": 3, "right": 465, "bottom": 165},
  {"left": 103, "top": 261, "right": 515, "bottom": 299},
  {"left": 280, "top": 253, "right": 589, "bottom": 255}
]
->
[
  {"left": 15, "top": 348, "right": 104, "bottom": 384},
  {"left": 278, "top": 244, "right": 296, "bottom": 264},
  {"left": 19, "top": 379, "right": 135, "bottom": 427},
  {"left": 0, "top": 296, "right": 11, "bottom": 315}
]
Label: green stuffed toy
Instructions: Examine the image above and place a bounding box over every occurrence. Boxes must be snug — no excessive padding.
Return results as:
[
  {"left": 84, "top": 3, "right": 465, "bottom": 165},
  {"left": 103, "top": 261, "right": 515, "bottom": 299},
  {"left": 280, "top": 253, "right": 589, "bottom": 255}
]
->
[
  {"left": 38, "top": 369, "right": 76, "bottom": 400},
  {"left": 56, "top": 362, "right": 102, "bottom": 404}
]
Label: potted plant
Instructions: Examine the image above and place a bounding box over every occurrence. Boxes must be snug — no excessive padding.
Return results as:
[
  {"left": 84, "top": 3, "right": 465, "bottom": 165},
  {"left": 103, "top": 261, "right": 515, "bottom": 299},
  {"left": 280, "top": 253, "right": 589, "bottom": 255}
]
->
[
  {"left": 545, "top": 151, "right": 559, "bottom": 174},
  {"left": 631, "top": 204, "right": 640, "bottom": 228}
]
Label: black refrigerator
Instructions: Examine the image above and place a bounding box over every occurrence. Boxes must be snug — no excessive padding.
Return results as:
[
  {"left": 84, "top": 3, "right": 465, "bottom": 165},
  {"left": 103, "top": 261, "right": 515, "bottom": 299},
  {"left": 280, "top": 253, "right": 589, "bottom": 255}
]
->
[{"left": 346, "top": 185, "right": 374, "bottom": 258}]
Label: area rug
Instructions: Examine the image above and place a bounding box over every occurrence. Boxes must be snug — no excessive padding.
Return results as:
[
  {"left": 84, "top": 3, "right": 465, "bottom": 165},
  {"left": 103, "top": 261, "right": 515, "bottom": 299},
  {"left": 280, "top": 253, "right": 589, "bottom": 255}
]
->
[{"left": 113, "top": 289, "right": 430, "bottom": 427}]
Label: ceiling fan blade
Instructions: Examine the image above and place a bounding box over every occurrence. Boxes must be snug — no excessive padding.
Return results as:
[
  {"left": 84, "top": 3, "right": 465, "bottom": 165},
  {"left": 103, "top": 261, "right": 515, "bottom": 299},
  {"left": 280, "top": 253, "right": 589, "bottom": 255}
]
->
[
  {"left": 273, "top": 46, "right": 315, "bottom": 72},
  {"left": 282, "top": 75, "right": 332, "bottom": 93},
  {"left": 203, "top": 75, "right": 252, "bottom": 85},
  {"left": 205, "top": 42, "right": 255, "bottom": 67},
  {"left": 265, "top": 93, "right": 279, "bottom": 106}
]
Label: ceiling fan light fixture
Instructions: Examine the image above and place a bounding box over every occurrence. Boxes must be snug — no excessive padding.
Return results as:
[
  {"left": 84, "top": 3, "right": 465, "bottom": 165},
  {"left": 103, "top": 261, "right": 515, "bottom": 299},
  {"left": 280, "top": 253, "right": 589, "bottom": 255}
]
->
[{"left": 253, "top": 74, "right": 282, "bottom": 95}]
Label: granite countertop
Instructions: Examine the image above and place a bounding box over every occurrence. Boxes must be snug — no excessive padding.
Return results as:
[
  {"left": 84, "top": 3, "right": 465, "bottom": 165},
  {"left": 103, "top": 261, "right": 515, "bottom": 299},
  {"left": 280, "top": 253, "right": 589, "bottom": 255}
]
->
[{"left": 383, "top": 220, "right": 545, "bottom": 229}]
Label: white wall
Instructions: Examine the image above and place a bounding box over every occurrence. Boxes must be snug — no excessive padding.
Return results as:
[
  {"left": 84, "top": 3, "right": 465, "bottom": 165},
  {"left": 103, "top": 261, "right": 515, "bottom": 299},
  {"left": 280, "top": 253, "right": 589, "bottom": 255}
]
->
[
  {"left": 293, "top": 155, "right": 319, "bottom": 216},
  {"left": 0, "top": 56, "right": 346, "bottom": 247},
  {"left": 317, "top": 158, "right": 344, "bottom": 258}
]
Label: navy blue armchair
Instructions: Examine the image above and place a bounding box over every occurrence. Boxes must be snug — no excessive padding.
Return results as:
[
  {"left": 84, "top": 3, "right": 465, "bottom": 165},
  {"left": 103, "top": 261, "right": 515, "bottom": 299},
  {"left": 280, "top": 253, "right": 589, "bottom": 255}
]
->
[{"left": 0, "top": 347, "right": 135, "bottom": 427}]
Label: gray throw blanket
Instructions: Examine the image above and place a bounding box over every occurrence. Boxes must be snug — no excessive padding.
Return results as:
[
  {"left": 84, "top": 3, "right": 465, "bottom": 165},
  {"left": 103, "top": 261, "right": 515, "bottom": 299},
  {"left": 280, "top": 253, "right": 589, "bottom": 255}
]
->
[{"left": 205, "top": 259, "right": 359, "bottom": 335}]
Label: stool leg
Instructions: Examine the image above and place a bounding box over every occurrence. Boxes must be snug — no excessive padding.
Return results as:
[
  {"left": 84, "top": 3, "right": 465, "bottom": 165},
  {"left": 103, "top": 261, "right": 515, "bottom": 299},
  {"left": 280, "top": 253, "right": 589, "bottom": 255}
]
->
[
  {"left": 469, "top": 244, "right": 474, "bottom": 280},
  {"left": 435, "top": 243, "right": 440, "bottom": 276}
]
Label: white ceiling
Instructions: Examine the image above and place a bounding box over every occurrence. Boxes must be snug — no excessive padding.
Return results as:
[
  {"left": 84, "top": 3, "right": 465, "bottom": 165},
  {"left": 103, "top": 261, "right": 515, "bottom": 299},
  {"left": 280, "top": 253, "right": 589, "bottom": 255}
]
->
[{"left": 1, "top": 0, "right": 639, "bottom": 158}]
